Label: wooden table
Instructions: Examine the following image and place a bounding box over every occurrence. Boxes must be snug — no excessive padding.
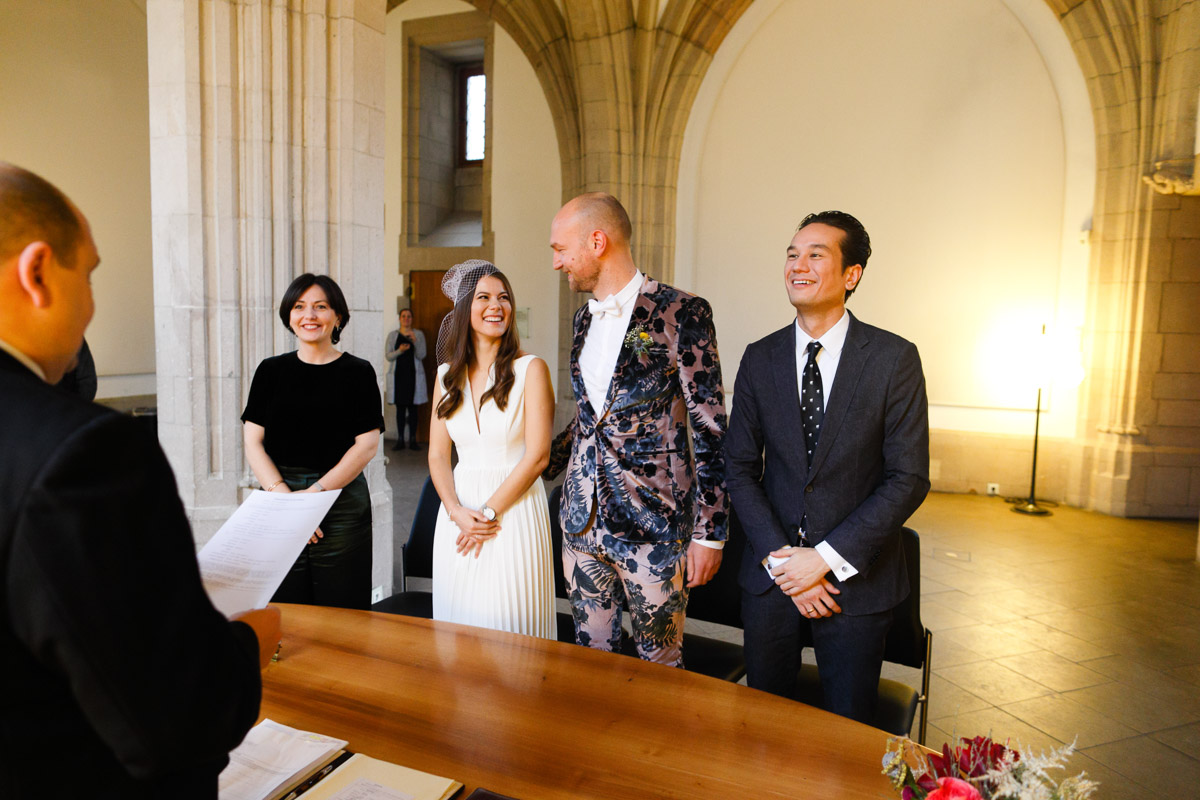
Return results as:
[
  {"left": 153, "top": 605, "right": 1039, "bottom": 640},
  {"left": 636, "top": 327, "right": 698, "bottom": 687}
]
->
[{"left": 260, "top": 604, "right": 896, "bottom": 799}]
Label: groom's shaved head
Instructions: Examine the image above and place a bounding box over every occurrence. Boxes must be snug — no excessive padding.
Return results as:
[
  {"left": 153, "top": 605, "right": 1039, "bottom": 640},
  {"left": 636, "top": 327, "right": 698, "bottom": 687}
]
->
[{"left": 562, "top": 192, "right": 632, "bottom": 247}]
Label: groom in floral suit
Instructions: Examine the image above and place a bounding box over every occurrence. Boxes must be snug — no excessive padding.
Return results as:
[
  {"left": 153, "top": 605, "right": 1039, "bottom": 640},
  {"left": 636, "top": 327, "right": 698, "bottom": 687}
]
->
[{"left": 544, "top": 192, "right": 728, "bottom": 667}]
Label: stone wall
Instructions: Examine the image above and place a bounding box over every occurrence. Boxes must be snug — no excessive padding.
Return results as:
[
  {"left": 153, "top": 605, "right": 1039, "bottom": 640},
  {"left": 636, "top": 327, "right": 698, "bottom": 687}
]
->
[
  {"left": 1054, "top": 0, "right": 1200, "bottom": 517},
  {"left": 417, "top": 48, "right": 456, "bottom": 238},
  {"left": 148, "top": 0, "right": 394, "bottom": 588}
]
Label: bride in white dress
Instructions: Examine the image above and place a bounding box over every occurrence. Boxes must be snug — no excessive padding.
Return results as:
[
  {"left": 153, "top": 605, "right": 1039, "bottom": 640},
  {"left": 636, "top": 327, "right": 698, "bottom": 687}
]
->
[{"left": 428, "top": 261, "right": 556, "bottom": 638}]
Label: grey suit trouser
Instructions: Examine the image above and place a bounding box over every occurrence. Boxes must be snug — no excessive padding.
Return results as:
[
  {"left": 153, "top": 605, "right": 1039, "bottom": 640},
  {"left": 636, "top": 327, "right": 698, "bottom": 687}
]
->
[{"left": 743, "top": 582, "right": 892, "bottom": 723}]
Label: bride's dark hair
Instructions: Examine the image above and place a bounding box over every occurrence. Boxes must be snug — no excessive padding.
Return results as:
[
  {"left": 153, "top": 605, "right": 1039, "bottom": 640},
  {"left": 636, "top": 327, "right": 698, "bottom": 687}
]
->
[{"left": 436, "top": 269, "right": 521, "bottom": 419}]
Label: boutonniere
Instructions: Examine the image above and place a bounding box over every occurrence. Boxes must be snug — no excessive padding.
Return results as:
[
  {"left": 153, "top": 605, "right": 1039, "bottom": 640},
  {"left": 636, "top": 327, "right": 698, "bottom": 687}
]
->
[{"left": 624, "top": 323, "right": 655, "bottom": 357}]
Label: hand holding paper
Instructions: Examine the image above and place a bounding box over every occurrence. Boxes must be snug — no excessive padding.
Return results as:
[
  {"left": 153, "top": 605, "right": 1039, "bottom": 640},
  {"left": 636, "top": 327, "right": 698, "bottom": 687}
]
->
[{"left": 199, "top": 489, "right": 340, "bottom": 617}]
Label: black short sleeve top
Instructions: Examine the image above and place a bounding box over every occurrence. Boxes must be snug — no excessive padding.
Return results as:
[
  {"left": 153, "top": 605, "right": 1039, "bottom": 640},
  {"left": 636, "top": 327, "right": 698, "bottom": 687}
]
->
[{"left": 241, "top": 351, "right": 384, "bottom": 474}]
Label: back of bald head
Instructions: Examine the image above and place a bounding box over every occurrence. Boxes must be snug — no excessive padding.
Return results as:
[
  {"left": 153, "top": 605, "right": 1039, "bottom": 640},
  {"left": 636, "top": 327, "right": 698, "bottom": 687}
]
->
[
  {"left": 0, "top": 162, "right": 82, "bottom": 268},
  {"left": 566, "top": 192, "right": 632, "bottom": 248}
]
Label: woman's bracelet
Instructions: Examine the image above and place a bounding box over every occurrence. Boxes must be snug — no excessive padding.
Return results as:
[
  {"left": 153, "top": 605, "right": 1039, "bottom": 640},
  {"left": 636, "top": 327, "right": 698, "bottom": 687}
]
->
[{"left": 265, "top": 479, "right": 285, "bottom": 492}]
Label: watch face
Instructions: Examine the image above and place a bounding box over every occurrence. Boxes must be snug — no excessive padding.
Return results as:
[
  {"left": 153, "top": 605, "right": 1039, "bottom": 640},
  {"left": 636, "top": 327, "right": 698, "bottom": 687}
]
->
[{"left": 482, "top": 506, "right": 496, "bottom": 521}]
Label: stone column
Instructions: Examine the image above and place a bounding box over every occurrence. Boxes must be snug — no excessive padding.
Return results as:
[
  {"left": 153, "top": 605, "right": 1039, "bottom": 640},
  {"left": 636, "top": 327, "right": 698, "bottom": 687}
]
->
[
  {"left": 148, "top": 0, "right": 393, "bottom": 592},
  {"left": 1053, "top": 0, "right": 1200, "bottom": 518}
]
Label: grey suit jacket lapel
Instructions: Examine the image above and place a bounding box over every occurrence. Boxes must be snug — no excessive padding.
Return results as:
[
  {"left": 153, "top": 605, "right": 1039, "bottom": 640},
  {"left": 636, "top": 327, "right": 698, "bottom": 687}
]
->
[
  {"left": 770, "top": 326, "right": 807, "bottom": 466},
  {"left": 807, "top": 313, "right": 868, "bottom": 478}
]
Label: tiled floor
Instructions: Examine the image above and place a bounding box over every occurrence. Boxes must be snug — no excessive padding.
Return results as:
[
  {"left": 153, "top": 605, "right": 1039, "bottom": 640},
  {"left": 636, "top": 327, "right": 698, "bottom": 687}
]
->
[{"left": 384, "top": 449, "right": 1200, "bottom": 798}]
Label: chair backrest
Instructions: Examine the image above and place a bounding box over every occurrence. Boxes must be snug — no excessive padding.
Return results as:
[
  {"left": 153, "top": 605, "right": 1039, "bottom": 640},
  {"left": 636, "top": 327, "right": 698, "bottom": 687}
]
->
[
  {"left": 401, "top": 476, "right": 441, "bottom": 581},
  {"left": 882, "top": 527, "right": 926, "bottom": 669},
  {"left": 685, "top": 508, "right": 745, "bottom": 629},
  {"left": 547, "top": 484, "right": 569, "bottom": 599}
]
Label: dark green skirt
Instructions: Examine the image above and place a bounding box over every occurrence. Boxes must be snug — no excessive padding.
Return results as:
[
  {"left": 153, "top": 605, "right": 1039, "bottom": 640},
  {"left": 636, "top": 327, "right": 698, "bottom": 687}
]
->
[{"left": 271, "top": 467, "right": 372, "bottom": 610}]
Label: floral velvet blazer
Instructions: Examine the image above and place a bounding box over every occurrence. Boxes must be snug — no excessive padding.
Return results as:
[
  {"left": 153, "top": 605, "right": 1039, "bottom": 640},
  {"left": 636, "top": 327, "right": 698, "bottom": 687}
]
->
[{"left": 545, "top": 277, "right": 729, "bottom": 545}]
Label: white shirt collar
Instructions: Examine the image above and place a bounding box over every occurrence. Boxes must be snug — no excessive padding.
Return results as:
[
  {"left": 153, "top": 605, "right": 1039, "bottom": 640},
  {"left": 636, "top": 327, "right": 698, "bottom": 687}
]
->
[
  {"left": 0, "top": 336, "right": 47, "bottom": 382},
  {"left": 794, "top": 309, "right": 850, "bottom": 357},
  {"left": 602, "top": 269, "right": 644, "bottom": 311}
]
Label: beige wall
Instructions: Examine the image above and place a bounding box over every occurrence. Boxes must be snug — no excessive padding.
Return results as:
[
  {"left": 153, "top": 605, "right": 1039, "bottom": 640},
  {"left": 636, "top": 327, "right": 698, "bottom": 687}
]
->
[
  {"left": 681, "top": 0, "right": 1090, "bottom": 432},
  {"left": 676, "top": 0, "right": 1101, "bottom": 500},
  {"left": 0, "top": 0, "right": 155, "bottom": 397},
  {"left": 384, "top": 0, "right": 562, "bottom": 391}
]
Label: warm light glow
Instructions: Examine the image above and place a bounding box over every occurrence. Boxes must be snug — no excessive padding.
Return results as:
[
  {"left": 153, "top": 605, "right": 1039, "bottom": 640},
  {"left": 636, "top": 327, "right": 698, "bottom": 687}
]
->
[
  {"left": 1038, "top": 325, "right": 1086, "bottom": 390},
  {"left": 975, "top": 317, "right": 1085, "bottom": 410}
]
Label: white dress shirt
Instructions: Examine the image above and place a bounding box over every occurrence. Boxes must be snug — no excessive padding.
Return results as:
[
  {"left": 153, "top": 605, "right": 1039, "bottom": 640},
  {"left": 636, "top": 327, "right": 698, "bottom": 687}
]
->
[
  {"left": 794, "top": 311, "right": 858, "bottom": 582},
  {"left": 578, "top": 271, "right": 722, "bottom": 550},
  {"left": 0, "top": 336, "right": 47, "bottom": 381},
  {"left": 579, "top": 270, "right": 644, "bottom": 414}
]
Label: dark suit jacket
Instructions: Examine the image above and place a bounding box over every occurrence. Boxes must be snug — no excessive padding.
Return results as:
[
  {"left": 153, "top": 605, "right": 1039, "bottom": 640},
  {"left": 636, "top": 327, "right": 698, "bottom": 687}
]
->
[
  {"left": 545, "top": 277, "right": 728, "bottom": 544},
  {"left": 726, "top": 312, "right": 930, "bottom": 615},
  {"left": 0, "top": 350, "right": 262, "bottom": 798}
]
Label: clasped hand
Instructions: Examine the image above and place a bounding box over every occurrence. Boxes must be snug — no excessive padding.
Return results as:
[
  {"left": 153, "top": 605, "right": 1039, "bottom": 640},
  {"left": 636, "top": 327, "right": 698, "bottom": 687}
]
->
[
  {"left": 451, "top": 506, "right": 499, "bottom": 558},
  {"left": 276, "top": 481, "right": 325, "bottom": 544},
  {"left": 768, "top": 546, "right": 842, "bottom": 618}
]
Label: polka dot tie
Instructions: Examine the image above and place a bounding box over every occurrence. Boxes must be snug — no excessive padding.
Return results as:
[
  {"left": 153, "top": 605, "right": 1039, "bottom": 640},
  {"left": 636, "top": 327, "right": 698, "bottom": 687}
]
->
[{"left": 802, "top": 340, "right": 824, "bottom": 467}]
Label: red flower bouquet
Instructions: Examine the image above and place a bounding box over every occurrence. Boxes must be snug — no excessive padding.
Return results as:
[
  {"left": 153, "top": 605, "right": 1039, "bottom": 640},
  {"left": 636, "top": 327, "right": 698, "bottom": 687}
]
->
[{"left": 883, "top": 735, "right": 1097, "bottom": 800}]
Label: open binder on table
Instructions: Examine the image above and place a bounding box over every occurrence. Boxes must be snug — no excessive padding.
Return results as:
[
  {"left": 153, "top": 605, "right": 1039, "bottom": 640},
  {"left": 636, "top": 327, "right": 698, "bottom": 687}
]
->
[
  {"left": 299, "top": 754, "right": 462, "bottom": 800},
  {"left": 219, "top": 720, "right": 462, "bottom": 800}
]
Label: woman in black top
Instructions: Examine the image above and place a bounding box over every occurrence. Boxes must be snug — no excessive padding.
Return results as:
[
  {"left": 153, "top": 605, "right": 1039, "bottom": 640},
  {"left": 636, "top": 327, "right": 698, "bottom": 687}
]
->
[{"left": 241, "top": 274, "right": 383, "bottom": 609}]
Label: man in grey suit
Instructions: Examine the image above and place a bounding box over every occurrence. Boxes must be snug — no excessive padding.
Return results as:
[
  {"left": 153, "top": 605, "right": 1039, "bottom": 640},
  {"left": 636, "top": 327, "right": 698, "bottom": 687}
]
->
[{"left": 726, "top": 210, "right": 929, "bottom": 722}]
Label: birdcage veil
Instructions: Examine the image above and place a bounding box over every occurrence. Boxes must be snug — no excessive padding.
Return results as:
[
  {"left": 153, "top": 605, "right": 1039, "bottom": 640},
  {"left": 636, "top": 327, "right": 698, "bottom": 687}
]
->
[{"left": 435, "top": 259, "right": 499, "bottom": 365}]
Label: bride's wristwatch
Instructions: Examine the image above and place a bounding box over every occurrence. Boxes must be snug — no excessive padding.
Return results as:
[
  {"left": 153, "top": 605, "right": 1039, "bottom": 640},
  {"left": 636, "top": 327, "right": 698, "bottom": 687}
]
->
[{"left": 480, "top": 504, "right": 497, "bottom": 521}]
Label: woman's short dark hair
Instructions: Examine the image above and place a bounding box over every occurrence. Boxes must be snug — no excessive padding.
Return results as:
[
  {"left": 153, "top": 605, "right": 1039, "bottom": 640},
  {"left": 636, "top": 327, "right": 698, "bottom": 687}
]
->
[
  {"left": 279, "top": 273, "right": 351, "bottom": 344},
  {"left": 797, "top": 210, "right": 871, "bottom": 301}
]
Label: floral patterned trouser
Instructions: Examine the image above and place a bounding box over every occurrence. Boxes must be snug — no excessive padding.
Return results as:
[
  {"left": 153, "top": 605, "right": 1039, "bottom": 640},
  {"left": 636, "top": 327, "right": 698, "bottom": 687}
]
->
[{"left": 562, "top": 521, "right": 689, "bottom": 667}]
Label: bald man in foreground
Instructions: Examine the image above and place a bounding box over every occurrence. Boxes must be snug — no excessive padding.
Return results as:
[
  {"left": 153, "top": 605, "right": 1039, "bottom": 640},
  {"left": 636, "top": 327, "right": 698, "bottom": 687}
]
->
[
  {"left": 0, "top": 163, "right": 280, "bottom": 799},
  {"left": 544, "top": 192, "right": 728, "bottom": 666}
]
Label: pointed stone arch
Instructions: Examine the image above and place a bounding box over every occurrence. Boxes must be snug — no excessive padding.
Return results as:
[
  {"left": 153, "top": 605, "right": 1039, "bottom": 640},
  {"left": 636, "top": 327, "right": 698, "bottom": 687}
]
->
[
  {"left": 1043, "top": 0, "right": 1200, "bottom": 515},
  {"left": 392, "top": 0, "right": 752, "bottom": 277}
]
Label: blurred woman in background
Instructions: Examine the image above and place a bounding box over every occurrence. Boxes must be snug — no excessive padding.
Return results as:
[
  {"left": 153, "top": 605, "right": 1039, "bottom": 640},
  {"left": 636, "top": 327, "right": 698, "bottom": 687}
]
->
[{"left": 385, "top": 308, "right": 428, "bottom": 450}]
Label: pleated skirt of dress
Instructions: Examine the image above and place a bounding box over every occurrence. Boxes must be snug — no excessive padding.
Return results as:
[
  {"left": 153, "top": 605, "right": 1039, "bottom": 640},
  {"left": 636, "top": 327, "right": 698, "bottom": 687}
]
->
[{"left": 431, "top": 466, "right": 555, "bottom": 639}]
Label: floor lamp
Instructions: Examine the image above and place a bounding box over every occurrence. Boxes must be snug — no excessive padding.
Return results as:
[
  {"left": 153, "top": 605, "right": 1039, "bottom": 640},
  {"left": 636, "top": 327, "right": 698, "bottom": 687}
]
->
[
  {"left": 1012, "top": 383, "right": 1051, "bottom": 516},
  {"left": 1012, "top": 326, "right": 1051, "bottom": 520}
]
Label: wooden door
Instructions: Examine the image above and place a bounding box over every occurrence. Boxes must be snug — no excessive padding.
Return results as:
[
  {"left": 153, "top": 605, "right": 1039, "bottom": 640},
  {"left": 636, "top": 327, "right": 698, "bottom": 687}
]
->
[{"left": 410, "top": 270, "right": 452, "bottom": 442}]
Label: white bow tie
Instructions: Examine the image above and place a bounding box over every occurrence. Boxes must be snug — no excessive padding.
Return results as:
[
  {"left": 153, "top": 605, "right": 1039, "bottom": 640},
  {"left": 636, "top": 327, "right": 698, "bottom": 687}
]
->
[{"left": 588, "top": 295, "right": 622, "bottom": 318}]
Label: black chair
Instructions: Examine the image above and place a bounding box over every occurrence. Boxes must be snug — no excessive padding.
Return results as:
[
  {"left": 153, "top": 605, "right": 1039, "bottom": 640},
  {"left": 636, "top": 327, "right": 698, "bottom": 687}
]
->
[
  {"left": 673, "top": 511, "right": 746, "bottom": 682},
  {"left": 792, "top": 527, "right": 932, "bottom": 743},
  {"left": 548, "top": 485, "right": 748, "bottom": 682},
  {"left": 371, "top": 475, "right": 441, "bottom": 618}
]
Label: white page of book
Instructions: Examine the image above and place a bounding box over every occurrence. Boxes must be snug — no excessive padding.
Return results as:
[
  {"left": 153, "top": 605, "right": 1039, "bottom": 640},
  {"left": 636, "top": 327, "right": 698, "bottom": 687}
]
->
[
  {"left": 199, "top": 488, "right": 340, "bottom": 616},
  {"left": 302, "top": 754, "right": 461, "bottom": 800},
  {"left": 219, "top": 719, "right": 348, "bottom": 800},
  {"left": 326, "top": 778, "right": 415, "bottom": 800}
]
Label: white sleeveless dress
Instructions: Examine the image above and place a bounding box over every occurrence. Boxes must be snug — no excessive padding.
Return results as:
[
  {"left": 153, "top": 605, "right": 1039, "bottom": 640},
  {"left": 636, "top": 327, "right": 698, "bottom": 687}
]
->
[{"left": 431, "top": 355, "right": 555, "bottom": 639}]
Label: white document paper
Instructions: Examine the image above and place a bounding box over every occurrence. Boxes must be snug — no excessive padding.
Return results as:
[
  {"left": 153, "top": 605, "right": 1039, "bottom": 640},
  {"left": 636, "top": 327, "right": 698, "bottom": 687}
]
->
[
  {"left": 299, "top": 753, "right": 461, "bottom": 800},
  {"left": 218, "top": 718, "right": 348, "bottom": 800},
  {"left": 327, "top": 778, "right": 415, "bottom": 800},
  {"left": 199, "top": 489, "right": 340, "bottom": 617}
]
